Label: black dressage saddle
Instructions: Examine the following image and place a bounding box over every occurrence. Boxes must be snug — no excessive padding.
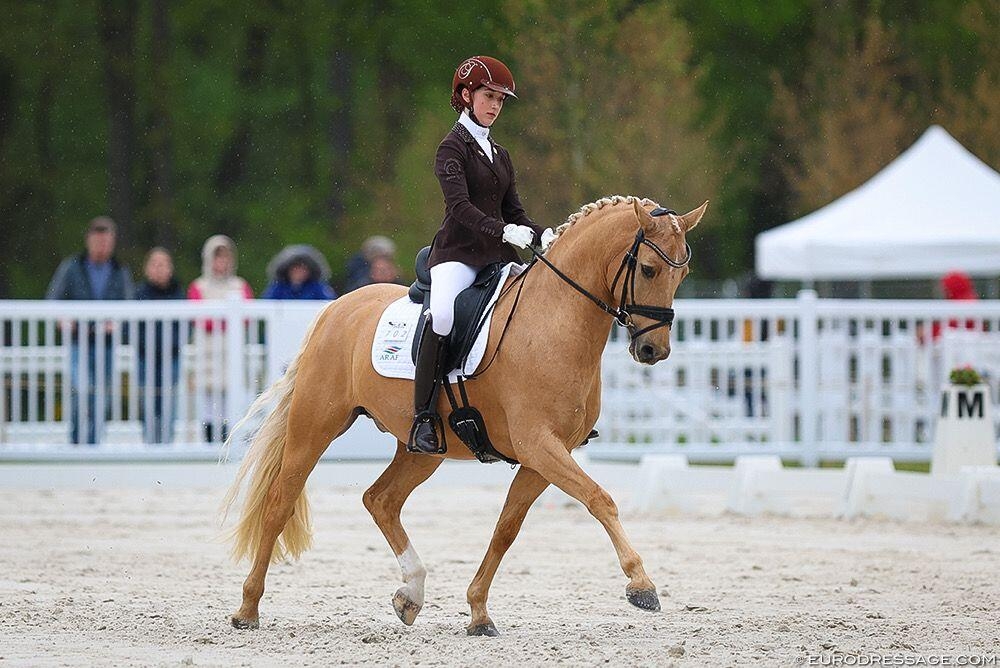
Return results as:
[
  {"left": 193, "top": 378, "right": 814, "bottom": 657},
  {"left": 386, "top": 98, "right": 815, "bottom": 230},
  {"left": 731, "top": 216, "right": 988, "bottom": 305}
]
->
[
  {"left": 408, "top": 246, "right": 506, "bottom": 372},
  {"left": 406, "top": 247, "right": 599, "bottom": 465}
]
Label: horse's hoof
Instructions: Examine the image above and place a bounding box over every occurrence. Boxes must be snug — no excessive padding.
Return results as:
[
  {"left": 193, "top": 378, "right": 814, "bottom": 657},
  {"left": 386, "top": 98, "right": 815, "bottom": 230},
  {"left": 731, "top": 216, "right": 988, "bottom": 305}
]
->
[
  {"left": 626, "top": 587, "right": 661, "bottom": 612},
  {"left": 467, "top": 621, "right": 500, "bottom": 637},
  {"left": 392, "top": 589, "right": 422, "bottom": 626},
  {"left": 231, "top": 615, "right": 260, "bottom": 630}
]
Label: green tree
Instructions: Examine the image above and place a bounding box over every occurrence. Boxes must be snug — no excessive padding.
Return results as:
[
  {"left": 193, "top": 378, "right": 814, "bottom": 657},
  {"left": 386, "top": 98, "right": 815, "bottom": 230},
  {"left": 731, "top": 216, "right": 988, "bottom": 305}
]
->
[
  {"left": 672, "top": 0, "right": 812, "bottom": 277},
  {"left": 772, "top": 15, "right": 917, "bottom": 215},
  {"left": 502, "top": 0, "right": 723, "bottom": 239},
  {"left": 936, "top": 0, "right": 1000, "bottom": 166},
  {"left": 1, "top": 1, "right": 997, "bottom": 297}
]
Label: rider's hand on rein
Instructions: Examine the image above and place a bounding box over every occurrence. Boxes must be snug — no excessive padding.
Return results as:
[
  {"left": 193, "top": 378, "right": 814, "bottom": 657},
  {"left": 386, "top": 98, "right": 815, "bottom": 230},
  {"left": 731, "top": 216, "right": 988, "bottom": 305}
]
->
[
  {"left": 540, "top": 228, "right": 557, "bottom": 252},
  {"left": 502, "top": 224, "right": 535, "bottom": 249}
]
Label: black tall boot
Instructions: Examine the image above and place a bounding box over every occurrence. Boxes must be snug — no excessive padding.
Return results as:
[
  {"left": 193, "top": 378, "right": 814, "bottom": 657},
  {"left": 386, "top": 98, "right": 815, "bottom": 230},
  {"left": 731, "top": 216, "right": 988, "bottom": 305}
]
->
[{"left": 407, "top": 319, "right": 449, "bottom": 454}]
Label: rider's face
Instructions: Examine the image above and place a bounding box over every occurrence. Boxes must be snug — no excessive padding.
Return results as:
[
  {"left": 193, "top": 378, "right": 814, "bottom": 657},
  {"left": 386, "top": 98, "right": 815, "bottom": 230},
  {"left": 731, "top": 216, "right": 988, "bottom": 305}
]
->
[{"left": 464, "top": 87, "right": 505, "bottom": 127}]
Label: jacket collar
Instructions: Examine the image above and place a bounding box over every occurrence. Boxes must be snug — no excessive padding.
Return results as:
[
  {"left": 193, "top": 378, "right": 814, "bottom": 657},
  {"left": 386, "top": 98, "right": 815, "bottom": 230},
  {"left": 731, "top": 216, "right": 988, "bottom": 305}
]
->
[
  {"left": 451, "top": 122, "right": 500, "bottom": 176},
  {"left": 451, "top": 121, "right": 477, "bottom": 145},
  {"left": 458, "top": 110, "right": 490, "bottom": 144}
]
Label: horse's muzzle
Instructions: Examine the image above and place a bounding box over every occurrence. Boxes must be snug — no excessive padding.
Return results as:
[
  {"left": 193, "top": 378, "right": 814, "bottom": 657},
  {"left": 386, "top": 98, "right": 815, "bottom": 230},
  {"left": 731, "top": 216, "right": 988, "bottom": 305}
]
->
[{"left": 631, "top": 340, "right": 670, "bottom": 365}]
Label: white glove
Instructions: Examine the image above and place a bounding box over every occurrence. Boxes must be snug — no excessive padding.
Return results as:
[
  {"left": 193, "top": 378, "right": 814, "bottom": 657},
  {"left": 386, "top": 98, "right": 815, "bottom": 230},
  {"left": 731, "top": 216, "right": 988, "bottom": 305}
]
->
[
  {"left": 502, "top": 224, "right": 535, "bottom": 249},
  {"left": 540, "top": 227, "right": 557, "bottom": 251}
]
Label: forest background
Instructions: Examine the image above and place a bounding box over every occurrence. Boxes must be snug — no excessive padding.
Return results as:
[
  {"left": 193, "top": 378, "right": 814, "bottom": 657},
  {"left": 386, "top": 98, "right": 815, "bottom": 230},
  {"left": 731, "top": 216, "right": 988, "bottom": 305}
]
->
[{"left": 1, "top": 0, "right": 997, "bottom": 297}]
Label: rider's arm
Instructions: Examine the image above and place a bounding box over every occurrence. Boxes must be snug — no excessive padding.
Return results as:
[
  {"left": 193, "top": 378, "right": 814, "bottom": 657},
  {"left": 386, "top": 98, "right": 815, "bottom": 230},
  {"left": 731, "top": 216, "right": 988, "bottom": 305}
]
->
[{"left": 434, "top": 141, "right": 506, "bottom": 238}]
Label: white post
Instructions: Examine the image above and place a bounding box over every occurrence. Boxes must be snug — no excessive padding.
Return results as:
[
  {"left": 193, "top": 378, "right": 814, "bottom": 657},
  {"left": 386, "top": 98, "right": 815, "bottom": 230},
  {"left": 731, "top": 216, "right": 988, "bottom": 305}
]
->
[
  {"left": 634, "top": 454, "right": 689, "bottom": 512},
  {"left": 225, "top": 297, "right": 247, "bottom": 435},
  {"left": 727, "top": 454, "right": 782, "bottom": 514},
  {"left": 797, "top": 289, "right": 820, "bottom": 466},
  {"left": 840, "top": 456, "right": 895, "bottom": 519}
]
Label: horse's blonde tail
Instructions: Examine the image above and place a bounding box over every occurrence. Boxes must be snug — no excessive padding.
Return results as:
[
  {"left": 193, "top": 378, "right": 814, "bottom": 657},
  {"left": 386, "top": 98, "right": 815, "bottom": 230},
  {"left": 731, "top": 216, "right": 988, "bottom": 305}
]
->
[{"left": 221, "top": 311, "right": 324, "bottom": 564}]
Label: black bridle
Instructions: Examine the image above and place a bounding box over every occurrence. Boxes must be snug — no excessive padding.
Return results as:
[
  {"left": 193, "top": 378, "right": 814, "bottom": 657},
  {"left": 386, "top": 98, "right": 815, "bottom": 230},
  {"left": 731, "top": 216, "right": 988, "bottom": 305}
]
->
[{"left": 527, "top": 210, "right": 691, "bottom": 339}]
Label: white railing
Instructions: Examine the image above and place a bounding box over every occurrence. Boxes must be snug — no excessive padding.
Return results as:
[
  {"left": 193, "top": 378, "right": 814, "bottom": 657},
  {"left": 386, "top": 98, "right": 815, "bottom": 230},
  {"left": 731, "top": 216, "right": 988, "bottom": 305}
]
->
[
  {"left": 2, "top": 293, "right": 999, "bottom": 463},
  {"left": 0, "top": 300, "right": 320, "bottom": 456},
  {"left": 597, "top": 292, "right": 1000, "bottom": 463}
]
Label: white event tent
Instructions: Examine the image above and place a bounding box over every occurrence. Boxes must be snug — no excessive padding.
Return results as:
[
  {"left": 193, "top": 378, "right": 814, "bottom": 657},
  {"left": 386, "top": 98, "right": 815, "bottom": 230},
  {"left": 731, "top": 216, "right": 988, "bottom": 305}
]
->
[{"left": 755, "top": 126, "right": 1000, "bottom": 282}]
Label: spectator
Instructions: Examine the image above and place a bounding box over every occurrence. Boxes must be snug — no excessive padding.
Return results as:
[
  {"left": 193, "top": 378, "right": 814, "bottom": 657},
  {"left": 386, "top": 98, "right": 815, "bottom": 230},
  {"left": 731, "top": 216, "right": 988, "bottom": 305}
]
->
[
  {"left": 367, "top": 254, "right": 404, "bottom": 286},
  {"left": 45, "top": 216, "right": 134, "bottom": 445},
  {"left": 263, "top": 244, "right": 337, "bottom": 300},
  {"left": 135, "top": 247, "right": 184, "bottom": 444},
  {"left": 932, "top": 271, "right": 980, "bottom": 340},
  {"left": 941, "top": 270, "right": 979, "bottom": 302},
  {"left": 187, "top": 234, "right": 254, "bottom": 302},
  {"left": 187, "top": 235, "right": 253, "bottom": 443},
  {"left": 343, "top": 235, "right": 398, "bottom": 292}
]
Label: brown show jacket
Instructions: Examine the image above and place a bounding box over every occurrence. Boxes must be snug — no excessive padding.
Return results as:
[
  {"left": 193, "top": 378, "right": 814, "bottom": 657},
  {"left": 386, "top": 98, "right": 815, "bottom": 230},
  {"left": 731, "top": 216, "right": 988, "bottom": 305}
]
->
[{"left": 428, "top": 122, "right": 544, "bottom": 268}]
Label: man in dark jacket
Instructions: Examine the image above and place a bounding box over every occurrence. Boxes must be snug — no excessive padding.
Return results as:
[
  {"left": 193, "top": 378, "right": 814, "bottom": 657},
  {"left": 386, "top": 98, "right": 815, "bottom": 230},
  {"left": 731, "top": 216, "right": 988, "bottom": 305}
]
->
[
  {"left": 46, "top": 217, "right": 134, "bottom": 302},
  {"left": 45, "top": 217, "right": 134, "bottom": 444}
]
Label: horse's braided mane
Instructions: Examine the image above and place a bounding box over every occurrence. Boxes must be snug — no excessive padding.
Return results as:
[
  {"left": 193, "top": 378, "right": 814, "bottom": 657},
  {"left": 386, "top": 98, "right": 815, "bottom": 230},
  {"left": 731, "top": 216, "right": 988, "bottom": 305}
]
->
[{"left": 553, "top": 195, "right": 682, "bottom": 241}]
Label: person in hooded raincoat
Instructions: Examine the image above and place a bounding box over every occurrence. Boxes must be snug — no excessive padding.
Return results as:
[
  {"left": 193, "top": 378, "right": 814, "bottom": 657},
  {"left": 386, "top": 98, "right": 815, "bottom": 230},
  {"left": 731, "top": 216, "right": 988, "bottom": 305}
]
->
[
  {"left": 187, "top": 235, "right": 254, "bottom": 302},
  {"left": 186, "top": 235, "right": 254, "bottom": 442},
  {"left": 262, "top": 245, "right": 337, "bottom": 300}
]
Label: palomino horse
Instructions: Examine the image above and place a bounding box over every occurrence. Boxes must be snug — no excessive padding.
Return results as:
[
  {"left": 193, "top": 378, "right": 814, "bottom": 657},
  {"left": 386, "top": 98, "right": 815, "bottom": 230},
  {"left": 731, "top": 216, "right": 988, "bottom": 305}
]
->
[{"left": 223, "top": 195, "right": 706, "bottom": 635}]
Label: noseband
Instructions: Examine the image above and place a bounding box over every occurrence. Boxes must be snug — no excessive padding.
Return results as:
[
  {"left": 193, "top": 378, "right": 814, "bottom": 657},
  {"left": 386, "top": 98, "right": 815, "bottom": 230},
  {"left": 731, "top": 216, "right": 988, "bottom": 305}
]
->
[{"left": 527, "top": 209, "right": 691, "bottom": 340}]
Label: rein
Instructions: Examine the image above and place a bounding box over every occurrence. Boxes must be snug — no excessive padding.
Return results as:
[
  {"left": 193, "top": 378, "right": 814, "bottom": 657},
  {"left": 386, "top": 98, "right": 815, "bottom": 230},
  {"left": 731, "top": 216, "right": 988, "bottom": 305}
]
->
[
  {"left": 527, "top": 215, "right": 691, "bottom": 338},
  {"left": 466, "top": 210, "right": 691, "bottom": 377},
  {"left": 464, "top": 262, "right": 533, "bottom": 379}
]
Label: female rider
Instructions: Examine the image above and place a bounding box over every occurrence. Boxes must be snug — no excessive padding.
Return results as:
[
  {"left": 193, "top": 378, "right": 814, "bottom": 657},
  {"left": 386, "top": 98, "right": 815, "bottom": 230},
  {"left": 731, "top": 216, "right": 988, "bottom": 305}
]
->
[{"left": 408, "top": 55, "right": 555, "bottom": 454}]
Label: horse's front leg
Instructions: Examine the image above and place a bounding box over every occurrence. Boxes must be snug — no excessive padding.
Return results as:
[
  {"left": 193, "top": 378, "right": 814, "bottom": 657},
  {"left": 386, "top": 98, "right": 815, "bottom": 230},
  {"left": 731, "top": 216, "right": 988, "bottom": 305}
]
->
[
  {"left": 466, "top": 466, "right": 549, "bottom": 636},
  {"left": 518, "top": 438, "right": 660, "bottom": 612},
  {"left": 362, "top": 443, "right": 443, "bottom": 626}
]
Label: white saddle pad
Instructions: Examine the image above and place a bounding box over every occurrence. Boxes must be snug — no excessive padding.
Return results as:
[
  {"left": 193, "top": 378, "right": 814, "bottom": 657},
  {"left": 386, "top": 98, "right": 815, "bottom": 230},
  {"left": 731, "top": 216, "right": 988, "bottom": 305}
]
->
[{"left": 371, "top": 263, "right": 523, "bottom": 380}]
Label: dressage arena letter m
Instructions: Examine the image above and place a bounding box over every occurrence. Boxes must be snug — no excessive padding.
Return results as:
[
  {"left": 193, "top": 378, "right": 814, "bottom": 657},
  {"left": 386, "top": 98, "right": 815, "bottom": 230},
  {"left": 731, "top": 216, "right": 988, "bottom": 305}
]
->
[
  {"left": 941, "top": 389, "right": 985, "bottom": 419},
  {"left": 960, "top": 390, "right": 985, "bottom": 418}
]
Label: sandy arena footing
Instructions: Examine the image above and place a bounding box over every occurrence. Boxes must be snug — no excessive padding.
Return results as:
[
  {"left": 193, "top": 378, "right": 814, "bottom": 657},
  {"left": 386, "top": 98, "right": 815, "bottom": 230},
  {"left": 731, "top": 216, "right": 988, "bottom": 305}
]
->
[{"left": 1, "top": 462, "right": 998, "bottom": 666}]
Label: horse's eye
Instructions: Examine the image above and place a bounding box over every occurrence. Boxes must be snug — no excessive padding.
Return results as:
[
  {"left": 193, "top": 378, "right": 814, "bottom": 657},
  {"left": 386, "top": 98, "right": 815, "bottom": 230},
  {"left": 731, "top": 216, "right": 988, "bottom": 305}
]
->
[{"left": 641, "top": 265, "right": 655, "bottom": 279}]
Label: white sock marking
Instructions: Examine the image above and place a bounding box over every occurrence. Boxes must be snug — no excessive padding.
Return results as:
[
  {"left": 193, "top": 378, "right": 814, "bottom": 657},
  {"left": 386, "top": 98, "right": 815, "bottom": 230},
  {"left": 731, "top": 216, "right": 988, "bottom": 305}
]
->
[{"left": 396, "top": 543, "right": 426, "bottom": 606}]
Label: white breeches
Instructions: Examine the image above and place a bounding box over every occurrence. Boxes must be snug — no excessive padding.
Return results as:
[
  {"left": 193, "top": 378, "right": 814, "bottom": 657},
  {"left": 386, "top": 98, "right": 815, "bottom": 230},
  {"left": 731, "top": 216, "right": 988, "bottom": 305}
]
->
[{"left": 429, "top": 261, "right": 480, "bottom": 336}]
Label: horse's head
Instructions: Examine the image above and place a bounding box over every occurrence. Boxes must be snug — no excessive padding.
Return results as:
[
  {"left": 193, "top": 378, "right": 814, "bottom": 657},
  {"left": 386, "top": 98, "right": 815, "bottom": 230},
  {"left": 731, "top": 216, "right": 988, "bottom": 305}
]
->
[{"left": 621, "top": 199, "right": 706, "bottom": 364}]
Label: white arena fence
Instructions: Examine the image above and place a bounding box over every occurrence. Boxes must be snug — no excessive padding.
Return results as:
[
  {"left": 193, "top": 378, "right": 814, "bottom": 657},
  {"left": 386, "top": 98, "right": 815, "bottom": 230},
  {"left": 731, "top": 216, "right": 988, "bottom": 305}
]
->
[{"left": 1, "top": 291, "right": 999, "bottom": 464}]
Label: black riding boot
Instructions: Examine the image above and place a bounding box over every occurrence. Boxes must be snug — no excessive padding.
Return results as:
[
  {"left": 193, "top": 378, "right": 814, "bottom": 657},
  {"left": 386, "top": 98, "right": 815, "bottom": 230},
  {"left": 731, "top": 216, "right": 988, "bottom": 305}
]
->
[{"left": 407, "top": 321, "right": 449, "bottom": 454}]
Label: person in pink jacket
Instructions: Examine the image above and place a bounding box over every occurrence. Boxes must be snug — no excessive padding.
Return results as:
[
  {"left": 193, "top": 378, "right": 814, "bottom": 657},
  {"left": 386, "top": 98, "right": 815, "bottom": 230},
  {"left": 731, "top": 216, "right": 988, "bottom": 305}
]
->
[{"left": 187, "top": 234, "right": 253, "bottom": 442}]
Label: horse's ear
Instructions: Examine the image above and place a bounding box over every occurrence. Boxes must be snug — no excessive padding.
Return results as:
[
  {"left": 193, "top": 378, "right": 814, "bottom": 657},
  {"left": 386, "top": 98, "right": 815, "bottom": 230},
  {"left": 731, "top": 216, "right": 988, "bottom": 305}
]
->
[
  {"left": 632, "top": 198, "right": 656, "bottom": 232},
  {"left": 680, "top": 201, "right": 709, "bottom": 232}
]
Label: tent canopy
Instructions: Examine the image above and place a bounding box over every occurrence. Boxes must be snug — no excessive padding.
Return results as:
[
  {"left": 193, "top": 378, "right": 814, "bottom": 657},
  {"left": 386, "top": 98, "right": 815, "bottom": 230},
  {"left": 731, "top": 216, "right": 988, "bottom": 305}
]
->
[{"left": 755, "top": 126, "right": 1000, "bottom": 281}]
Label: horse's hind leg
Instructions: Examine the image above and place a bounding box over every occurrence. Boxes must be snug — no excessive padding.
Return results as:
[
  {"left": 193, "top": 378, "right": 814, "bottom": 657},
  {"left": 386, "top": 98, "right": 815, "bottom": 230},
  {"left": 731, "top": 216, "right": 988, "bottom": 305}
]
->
[
  {"left": 466, "top": 466, "right": 549, "bottom": 636},
  {"left": 519, "top": 442, "right": 660, "bottom": 612},
  {"left": 362, "top": 443, "right": 443, "bottom": 626},
  {"left": 232, "top": 404, "right": 354, "bottom": 629}
]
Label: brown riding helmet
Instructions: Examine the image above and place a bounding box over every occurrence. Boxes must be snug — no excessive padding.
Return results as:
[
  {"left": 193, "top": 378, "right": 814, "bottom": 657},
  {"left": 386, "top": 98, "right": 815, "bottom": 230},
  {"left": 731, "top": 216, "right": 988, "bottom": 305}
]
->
[{"left": 450, "top": 56, "right": 518, "bottom": 113}]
